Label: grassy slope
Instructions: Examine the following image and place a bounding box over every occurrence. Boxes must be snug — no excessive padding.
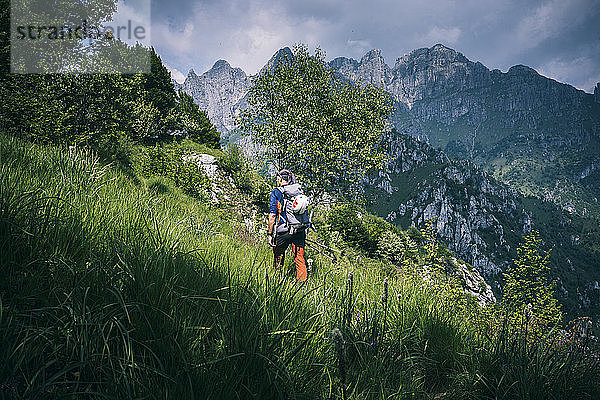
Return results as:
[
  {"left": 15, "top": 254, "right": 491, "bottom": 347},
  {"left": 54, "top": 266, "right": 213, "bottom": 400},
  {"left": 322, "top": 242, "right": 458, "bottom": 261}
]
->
[{"left": 1, "top": 134, "right": 598, "bottom": 399}]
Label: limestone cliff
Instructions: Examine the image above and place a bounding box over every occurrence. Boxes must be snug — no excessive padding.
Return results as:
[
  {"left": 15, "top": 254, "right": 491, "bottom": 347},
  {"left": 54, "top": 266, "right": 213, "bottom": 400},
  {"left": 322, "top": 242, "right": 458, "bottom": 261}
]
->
[{"left": 181, "top": 60, "right": 251, "bottom": 134}]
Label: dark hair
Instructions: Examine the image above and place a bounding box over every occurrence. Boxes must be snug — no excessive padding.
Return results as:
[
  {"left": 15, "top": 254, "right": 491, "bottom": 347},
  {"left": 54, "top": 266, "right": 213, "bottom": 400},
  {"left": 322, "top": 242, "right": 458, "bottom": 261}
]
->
[{"left": 277, "top": 169, "right": 296, "bottom": 184}]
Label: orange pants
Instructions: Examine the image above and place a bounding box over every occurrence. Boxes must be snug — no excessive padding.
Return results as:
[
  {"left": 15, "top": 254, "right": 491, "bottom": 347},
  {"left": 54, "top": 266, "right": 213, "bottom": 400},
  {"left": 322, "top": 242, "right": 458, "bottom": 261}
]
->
[{"left": 273, "top": 240, "right": 307, "bottom": 282}]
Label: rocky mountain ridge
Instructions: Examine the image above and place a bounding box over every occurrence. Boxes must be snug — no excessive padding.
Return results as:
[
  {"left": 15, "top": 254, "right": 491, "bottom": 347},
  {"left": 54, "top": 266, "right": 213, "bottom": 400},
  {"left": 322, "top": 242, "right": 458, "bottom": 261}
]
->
[
  {"left": 180, "top": 60, "right": 251, "bottom": 134},
  {"left": 329, "top": 45, "right": 600, "bottom": 219},
  {"left": 179, "top": 45, "right": 600, "bottom": 217}
]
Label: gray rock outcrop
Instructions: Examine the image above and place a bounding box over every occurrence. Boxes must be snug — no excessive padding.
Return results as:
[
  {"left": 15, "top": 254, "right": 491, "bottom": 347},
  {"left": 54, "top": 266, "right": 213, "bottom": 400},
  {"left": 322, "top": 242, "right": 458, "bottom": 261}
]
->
[
  {"left": 181, "top": 61, "right": 251, "bottom": 134},
  {"left": 449, "top": 257, "right": 497, "bottom": 307},
  {"left": 369, "top": 133, "right": 527, "bottom": 291}
]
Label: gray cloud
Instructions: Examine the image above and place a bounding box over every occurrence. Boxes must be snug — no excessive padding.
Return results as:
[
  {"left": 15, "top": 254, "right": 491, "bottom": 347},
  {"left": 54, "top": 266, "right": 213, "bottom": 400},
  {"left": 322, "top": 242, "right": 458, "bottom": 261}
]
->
[{"left": 149, "top": 0, "right": 600, "bottom": 92}]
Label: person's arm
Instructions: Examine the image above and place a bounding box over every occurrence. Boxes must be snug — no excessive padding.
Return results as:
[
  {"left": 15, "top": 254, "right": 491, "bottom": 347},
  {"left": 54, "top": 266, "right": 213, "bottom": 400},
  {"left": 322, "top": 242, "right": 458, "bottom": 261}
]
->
[
  {"left": 268, "top": 213, "right": 276, "bottom": 236},
  {"left": 267, "top": 191, "right": 279, "bottom": 245}
]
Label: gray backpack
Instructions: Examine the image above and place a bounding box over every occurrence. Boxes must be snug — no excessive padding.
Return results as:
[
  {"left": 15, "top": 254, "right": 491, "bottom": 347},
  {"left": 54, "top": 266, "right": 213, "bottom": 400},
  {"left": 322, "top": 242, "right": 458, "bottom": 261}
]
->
[{"left": 277, "top": 183, "right": 311, "bottom": 235}]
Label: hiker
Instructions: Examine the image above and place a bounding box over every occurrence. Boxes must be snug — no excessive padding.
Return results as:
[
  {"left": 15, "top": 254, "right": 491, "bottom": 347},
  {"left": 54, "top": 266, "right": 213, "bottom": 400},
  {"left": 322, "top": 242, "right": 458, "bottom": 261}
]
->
[{"left": 267, "top": 169, "right": 310, "bottom": 282}]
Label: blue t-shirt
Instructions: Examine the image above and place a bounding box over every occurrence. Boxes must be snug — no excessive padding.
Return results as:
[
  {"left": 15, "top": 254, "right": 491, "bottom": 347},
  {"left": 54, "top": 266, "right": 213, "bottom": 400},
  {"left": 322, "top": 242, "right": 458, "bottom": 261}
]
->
[{"left": 269, "top": 188, "right": 287, "bottom": 227}]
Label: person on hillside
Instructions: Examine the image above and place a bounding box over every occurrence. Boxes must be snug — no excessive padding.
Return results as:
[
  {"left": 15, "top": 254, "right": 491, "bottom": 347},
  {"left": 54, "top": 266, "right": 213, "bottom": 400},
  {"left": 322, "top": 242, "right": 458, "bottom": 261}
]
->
[{"left": 267, "top": 169, "right": 310, "bottom": 282}]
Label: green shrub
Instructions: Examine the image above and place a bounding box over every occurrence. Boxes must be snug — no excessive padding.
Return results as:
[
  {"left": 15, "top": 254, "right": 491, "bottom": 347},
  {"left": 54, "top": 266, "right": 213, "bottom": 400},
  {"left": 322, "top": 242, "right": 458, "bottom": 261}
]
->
[
  {"left": 407, "top": 225, "right": 424, "bottom": 244},
  {"left": 136, "top": 143, "right": 210, "bottom": 200},
  {"left": 172, "top": 90, "right": 221, "bottom": 148},
  {"left": 376, "top": 230, "right": 416, "bottom": 266},
  {"left": 234, "top": 169, "right": 253, "bottom": 193},
  {"left": 502, "top": 230, "right": 563, "bottom": 340},
  {"left": 92, "top": 130, "right": 135, "bottom": 165},
  {"left": 327, "top": 204, "right": 389, "bottom": 256},
  {"left": 250, "top": 175, "right": 272, "bottom": 213},
  {"left": 218, "top": 145, "right": 253, "bottom": 193},
  {"left": 217, "top": 144, "right": 244, "bottom": 174}
]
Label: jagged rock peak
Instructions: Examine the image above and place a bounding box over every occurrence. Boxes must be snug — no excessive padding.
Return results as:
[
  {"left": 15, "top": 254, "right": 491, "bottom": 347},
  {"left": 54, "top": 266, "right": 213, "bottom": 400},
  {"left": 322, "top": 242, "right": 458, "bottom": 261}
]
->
[
  {"left": 187, "top": 68, "right": 197, "bottom": 79},
  {"left": 430, "top": 43, "right": 461, "bottom": 56},
  {"left": 394, "top": 43, "right": 467, "bottom": 69},
  {"left": 262, "top": 47, "right": 294, "bottom": 73},
  {"left": 507, "top": 64, "right": 539, "bottom": 76},
  {"left": 211, "top": 59, "right": 232, "bottom": 70},
  {"left": 329, "top": 56, "right": 359, "bottom": 70},
  {"left": 353, "top": 49, "right": 392, "bottom": 85},
  {"left": 594, "top": 82, "right": 600, "bottom": 103},
  {"left": 361, "top": 48, "right": 385, "bottom": 62},
  {"left": 272, "top": 47, "right": 293, "bottom": 59},
  {"left": 431, "top": 43, "right": 452, "bottom": 51}
]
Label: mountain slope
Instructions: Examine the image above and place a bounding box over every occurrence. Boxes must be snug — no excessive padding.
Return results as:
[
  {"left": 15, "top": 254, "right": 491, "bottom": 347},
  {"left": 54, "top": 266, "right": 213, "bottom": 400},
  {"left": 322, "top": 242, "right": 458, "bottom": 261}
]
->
[
  {"left": 369, "top": 132, "right": 600, "bottom": 318},
  {"left": 8, "top": 134, "right": 577, "bottom": 399},
  {"left": 330, "top": 44, "right": 600, "bottom": 217}
]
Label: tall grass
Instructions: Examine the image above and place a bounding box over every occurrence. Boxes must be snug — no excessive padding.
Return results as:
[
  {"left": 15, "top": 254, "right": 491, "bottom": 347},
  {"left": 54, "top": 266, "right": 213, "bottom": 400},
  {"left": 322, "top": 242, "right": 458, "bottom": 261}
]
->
[{"left": 0, "top": 134, "right": 598, "bottom": 399}]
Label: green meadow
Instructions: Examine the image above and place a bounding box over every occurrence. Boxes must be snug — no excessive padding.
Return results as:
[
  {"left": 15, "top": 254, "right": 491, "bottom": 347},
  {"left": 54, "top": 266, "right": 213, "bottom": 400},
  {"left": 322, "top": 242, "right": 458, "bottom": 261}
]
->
[{"left": 1, "top": 134, "right": 598, "bottom": 399}]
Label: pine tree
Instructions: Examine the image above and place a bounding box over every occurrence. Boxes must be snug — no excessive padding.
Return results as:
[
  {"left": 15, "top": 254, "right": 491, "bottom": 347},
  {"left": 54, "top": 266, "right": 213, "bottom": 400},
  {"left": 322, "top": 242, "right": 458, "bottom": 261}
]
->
[
  {"left": 174, "top": 90, "right": 220, "bottom": 148},
  {"left": 503, "top": 230, "right": 563, "bottom": 332}
]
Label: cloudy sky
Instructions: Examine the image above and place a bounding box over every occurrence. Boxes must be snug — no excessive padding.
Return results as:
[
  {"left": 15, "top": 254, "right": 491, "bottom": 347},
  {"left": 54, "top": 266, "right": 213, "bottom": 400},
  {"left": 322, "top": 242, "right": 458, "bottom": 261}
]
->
[{"left": 148, "top": 0, "right": 600, "bottom": 93}]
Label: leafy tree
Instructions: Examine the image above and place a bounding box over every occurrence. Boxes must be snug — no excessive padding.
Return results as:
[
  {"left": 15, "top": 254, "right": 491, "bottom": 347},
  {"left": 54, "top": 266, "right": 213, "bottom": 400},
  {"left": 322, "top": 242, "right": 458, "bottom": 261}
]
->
[
  {"left": 236, "top": 43, "right": 394, "bottom": 197},
  {"left": 0, "top": 1, "right": 222, "bottom": 159},
  {"left": 9, "top": 0, "right": 118, "bottom": 73},
  {"left": 145, "top": 48, "right": 176, "bottom": 111},
  {"left": 503, "top": 230, "right": 563, "bottom": 331}
]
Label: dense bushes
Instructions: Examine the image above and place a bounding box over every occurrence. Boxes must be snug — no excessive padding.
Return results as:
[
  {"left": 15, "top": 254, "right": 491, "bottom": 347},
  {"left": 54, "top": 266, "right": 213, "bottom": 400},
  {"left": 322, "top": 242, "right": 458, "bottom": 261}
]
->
[
  {"left": 217, "top": 145, "right": 252, "bottom": 193},
  {"left": 325, "top": 203, "right": 421, "bottom": 265},
  {"left": 0, "top": 45, "right": 221, "bottom": 163},
  {"left": 326, "top": 204, "right": 387, "bottom": 255},
  {"left": 376, "top": 229, "right": 418, "bottom": 266},
  {"left": 216, "top": 144, "right": 272, "bottom": 211},
  {"left": 135, "top": 143, "right": 210, "bottom": 200}
]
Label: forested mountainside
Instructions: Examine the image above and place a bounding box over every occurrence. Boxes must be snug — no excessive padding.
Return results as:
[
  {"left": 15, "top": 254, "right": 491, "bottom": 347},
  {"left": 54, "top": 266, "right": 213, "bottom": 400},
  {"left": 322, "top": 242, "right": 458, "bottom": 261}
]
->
[{"left": 368, "top": 131, "right": 600, "bottom": 319}]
